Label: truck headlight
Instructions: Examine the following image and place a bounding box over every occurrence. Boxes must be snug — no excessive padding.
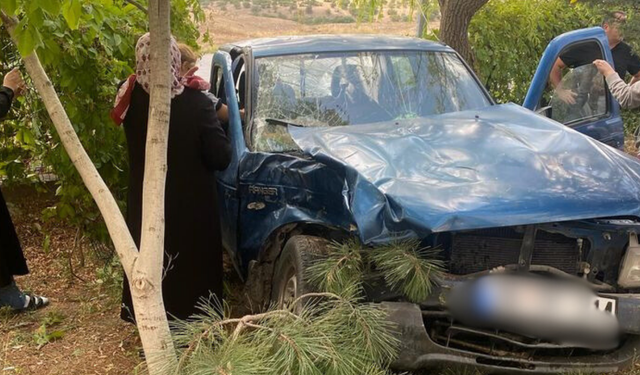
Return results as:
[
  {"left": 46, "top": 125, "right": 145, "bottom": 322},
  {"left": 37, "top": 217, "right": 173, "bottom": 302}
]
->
[{"left": 618, "top": 232, "right": 640, "bottom": 288}]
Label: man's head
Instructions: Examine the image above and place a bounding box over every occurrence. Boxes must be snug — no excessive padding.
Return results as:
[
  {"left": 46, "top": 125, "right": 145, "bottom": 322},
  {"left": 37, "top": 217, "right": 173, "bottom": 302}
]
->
[{"left": 603, "top": 11, "right": 627, "bottom": 46}]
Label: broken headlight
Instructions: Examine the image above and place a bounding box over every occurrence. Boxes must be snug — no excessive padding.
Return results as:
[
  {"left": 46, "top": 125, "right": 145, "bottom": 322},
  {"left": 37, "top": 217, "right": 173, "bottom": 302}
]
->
[{"left": 618, "top": 232, "right": 640, "bottom": 288}]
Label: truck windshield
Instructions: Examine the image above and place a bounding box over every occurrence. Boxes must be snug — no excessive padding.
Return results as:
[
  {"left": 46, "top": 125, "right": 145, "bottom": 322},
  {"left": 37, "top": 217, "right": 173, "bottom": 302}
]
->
[{"left": 254, "top": 51, "right": 491, "bottom": 128}]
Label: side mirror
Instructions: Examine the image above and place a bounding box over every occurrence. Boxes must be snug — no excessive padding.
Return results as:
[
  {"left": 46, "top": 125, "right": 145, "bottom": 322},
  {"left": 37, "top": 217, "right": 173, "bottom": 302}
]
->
[{"left": 536, "top": 106, "right": 552, "bottom": 118}]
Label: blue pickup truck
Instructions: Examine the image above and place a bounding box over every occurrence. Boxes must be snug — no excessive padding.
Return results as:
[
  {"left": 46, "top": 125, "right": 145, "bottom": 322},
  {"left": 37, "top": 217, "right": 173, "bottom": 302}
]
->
[{"left": 204, "top": 28, "right": 640, "bottom": 373}]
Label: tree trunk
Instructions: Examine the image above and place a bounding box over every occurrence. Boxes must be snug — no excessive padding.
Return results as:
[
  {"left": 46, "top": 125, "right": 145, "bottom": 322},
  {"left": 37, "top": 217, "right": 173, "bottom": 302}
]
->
[
  {"left": 415, "top": 0, "right": 427, "bottom": 38},
  {"left": 0, "top": 13, "right": 138, "bottom": 279},
  {"left": 437, "top": 0, "right": 488, "bottom": 66},
  {"left": 1, "top": 1, "right": 177, "bottom": 373},
  {"left": 129, "top": 0, "right": 177, "bottom": 373}
]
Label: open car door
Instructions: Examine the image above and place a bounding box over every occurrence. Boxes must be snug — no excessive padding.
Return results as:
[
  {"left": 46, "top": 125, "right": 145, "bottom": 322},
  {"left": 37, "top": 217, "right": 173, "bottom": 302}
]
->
[{"left": 523, "top": 27, "right": 623, "bottom": 149}]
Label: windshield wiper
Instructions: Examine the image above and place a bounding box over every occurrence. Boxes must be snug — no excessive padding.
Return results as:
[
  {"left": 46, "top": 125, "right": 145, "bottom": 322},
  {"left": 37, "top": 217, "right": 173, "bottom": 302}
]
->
[{"left": 264, "top": 118, "right": 305, "bottom": 127}]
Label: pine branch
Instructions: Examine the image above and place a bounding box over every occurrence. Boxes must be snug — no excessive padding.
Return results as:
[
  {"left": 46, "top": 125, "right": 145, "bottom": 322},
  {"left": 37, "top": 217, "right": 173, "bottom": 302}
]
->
[
  {"left": 172, "top": 294, "right": 398, "bottom": 375},
  {"left": 371, "top": 240, "right": 445, "bottom": 303},
  {"left": 306, "top": 239, "right": 364, "bottom": 299}
]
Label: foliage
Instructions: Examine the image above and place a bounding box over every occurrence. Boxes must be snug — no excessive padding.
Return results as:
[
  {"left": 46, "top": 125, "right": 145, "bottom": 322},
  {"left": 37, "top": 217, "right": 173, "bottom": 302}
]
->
[
  {"left": 170, "top": 294, "right": 399, "bottom": 375},
  {"left": 32, "top": 310, "right": 66, "bottom": 349},
  {"left": 0, "top": 0, "right": 203, "bottom": 244},
  {"left": 468, "top": 0, "right": 602, "bottom": 104},
  {"left": 309, "top": 239, "right": 444, "bottom": 303},
  {"left": 371, "top": 240, "right": 445, "bottom": 302},
  {"left": 307, "top": 239, "right": 364, "bottom": 299},
  {"left": 167, "top": 239, "right": 447, "bottom": 374}
]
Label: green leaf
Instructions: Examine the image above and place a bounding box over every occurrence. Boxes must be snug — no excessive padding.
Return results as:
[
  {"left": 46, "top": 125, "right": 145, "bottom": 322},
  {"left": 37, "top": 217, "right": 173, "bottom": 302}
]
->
[
  {"left": 0, "top": 0, "right": 18, "bottom": 15},
  {"left": 43, "top": 234, "right": 51, "bottom": 254},
  {"left": 41, "top": 0, "right": 62, "bottom": 15},
  {"left": 17, "top": 26, "right": 43, "bottom": 56},
  {"left": 62, "top": 0, "right": 82, "bottom": 30}
]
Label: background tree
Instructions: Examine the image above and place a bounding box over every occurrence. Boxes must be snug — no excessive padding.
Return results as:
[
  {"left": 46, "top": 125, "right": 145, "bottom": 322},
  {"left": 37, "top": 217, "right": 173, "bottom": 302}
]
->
[{"left": 436, "top": 0, "right": 488, "bottom": 65}]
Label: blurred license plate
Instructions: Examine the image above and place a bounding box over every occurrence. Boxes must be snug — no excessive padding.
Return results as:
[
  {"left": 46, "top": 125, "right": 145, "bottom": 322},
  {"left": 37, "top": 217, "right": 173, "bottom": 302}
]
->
[{"left": 475, "top": 276, "right": 617, "bottom": 324}]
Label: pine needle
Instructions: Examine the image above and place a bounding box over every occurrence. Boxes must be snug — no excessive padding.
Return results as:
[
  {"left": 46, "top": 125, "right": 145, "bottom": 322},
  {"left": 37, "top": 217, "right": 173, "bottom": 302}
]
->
[
  {"left": 306, "top": 239, "right": 365, "bottom": 299},
  {"left": 371, "top": 239, "right": 445, "bottom": 303}
]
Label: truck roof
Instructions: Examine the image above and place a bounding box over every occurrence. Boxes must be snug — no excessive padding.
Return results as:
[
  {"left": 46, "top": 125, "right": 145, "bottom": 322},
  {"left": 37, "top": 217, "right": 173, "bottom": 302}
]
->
[{"left": 220, "top": 34, "right": 452, "bottom": 58}]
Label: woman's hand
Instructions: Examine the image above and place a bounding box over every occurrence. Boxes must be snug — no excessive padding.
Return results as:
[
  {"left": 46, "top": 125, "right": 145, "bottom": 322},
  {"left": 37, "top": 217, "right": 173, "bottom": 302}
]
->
[
  {"left": 3, "top": 68, "right": 25, "bottom": 96},
  {"left": 593, "top": 59, "right": 616, "bottom": 78}
]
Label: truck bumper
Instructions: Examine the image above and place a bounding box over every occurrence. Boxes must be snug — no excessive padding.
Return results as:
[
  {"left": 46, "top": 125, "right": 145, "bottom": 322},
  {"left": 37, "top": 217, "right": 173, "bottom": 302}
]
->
[{"left": 383, "top": 298, "right": 640, "bottom": 374}]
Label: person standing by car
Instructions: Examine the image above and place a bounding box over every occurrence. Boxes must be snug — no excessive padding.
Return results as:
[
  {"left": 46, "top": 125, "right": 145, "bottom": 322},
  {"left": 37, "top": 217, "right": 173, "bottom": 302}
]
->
[
  {"left": 550, "top": 11, "right": 640, "bottom": 104},
  {"left": 176, "top": 43, "right": 244, "bottom": 123},
  {"left": 112, "top": 33, "right": 232, "bottom": 322},
  {"left": 593, "top": 59, "right": 640, "bottom": 109},
  {"left": 0, "top": 68, "right": 49, "bottom": 311}
]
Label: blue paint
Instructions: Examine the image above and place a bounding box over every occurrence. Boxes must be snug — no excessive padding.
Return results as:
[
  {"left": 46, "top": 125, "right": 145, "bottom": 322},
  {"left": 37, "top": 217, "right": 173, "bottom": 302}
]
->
[
  {"left": 220, "top": 35, "right": 451, "bottom": 58},
  {"left": 211, "top": 33, "right": 637, "bottom": 275},
  {"left": 523, "top": 27, "right": 623, "bottom": 149},
  {"left": 289, "top": 104, "right": 640, "bottom": 244}
]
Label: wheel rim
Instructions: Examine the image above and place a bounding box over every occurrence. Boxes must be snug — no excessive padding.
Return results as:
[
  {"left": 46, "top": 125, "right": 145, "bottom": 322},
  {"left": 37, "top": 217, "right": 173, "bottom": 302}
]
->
[{"left": 279, "top": 265, "right": 298, "bottom": 306}]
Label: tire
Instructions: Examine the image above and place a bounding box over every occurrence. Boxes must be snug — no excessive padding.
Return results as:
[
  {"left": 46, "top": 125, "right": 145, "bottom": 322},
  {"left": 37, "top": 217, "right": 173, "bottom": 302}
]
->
[{"left": 271, "top": 235, "right": 330, "bottom": 308}]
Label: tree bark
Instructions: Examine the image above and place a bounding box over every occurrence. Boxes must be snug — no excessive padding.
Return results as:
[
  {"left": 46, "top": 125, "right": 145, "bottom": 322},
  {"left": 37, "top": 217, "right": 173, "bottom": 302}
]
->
[
  {"left": 129, "top": 0, "right": 177, "bottom": 373},
  {"left": 437, "top": 0, "right": 488, "bottom": 66},
  {"left": 0, "top": 12, "right": 138, "bottom": 283},
  {"left": 1, "top": 2, "right": 178, "bottom": 373}
]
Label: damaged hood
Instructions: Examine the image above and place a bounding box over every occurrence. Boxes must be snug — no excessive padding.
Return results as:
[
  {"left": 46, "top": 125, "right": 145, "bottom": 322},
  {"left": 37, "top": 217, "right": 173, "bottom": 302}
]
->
[{"left": 288, "top": 104, "right": 640, "bottom": 243}]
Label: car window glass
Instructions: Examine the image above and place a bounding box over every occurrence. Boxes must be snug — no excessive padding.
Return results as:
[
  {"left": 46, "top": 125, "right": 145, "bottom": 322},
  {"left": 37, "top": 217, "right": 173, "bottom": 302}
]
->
[
  {"left": 541, "top": 41, "right": 608, "bottom": 125},
  {"left": 251, "top": 51, "right": 491, "bottom": 153}
]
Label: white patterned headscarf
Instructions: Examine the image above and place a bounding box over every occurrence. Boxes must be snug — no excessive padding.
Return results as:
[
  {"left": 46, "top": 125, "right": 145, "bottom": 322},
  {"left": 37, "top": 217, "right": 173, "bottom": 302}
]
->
[
  {"left": 134, "top": 32, "right": 184, "bottom": 96},
  {"left": 110, "top": 33, "right": 184, "bottom": 125}
]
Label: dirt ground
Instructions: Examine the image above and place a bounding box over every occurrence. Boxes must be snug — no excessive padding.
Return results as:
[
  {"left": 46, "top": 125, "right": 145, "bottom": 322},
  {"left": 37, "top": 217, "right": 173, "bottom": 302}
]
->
[
  {"left": 200, "top": 6, "right": 427, "bottom": 48},
  {"left": 0, "top": 185, "right": 140, "bottom": 375}
]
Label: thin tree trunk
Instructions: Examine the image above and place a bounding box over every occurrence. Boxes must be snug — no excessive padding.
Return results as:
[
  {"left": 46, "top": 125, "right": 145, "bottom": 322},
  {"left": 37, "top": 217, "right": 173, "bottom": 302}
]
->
[
  {"left": 129, "top": 0, "right": 177, "bottom": 373},
  {"left": 0, "top": 12, "right": 138, "bottom": 281},
  {"left": 437, "top": 0, "right": 488, "bottom": 66},
  {"left": 1, "top": 3, "right": 178, "bottom": 373},
  {"left": 415, "top": 0, "right": 427, "bottom": 38}
]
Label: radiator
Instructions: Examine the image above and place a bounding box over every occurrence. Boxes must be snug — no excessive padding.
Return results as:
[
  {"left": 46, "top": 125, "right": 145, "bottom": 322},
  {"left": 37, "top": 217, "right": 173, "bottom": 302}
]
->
[{"left": 449, "top": 228, "right": 580, "bottom": 275}]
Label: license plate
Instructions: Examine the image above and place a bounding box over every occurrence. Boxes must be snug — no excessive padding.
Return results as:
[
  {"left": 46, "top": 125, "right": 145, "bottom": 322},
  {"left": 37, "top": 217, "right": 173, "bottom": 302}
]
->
[
  {"left": 470, "top": 275, "right": 618, "bottom": 334},
  {"left": 594, "top": 296, "right": 616, "bottom": 315}
]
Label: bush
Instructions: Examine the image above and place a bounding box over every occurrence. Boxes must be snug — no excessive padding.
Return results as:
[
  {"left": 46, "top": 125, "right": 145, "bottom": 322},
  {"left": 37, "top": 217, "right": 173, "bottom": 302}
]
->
[
  {"left": 469, "top": 0, "right": 601, "bottom": 104},
  {"left": 243, "top": 1, "right": 251, "bottom": 7},
  {"left": 299, "top": 15, "right": 355, "bottom": 24},
  {"left": 0, "top": 1, "right": 203, "bottom": 244}
]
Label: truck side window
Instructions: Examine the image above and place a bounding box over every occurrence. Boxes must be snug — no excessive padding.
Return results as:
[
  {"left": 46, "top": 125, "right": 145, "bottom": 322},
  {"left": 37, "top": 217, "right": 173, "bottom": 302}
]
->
[{"left": 540, "top": 41, "right": 608, "bottom": 126}]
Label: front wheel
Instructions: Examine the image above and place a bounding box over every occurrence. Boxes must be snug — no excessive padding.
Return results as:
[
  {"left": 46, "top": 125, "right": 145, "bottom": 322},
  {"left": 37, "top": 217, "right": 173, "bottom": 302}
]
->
[{"left": 271, "top": 235, "right": 329, "bottom": 308}]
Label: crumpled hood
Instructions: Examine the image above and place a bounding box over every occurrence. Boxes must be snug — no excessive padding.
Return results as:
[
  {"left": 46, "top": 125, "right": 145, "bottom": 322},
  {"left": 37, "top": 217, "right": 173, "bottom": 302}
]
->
[{"left": 289, "top": 104, "right": 640, "bottom": 243}]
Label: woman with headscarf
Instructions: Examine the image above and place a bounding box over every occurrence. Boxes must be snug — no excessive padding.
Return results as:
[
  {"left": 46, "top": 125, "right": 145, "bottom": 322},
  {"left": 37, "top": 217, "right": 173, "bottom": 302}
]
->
[{"left": 112, "top": 33, "right": 231, "bottom": 322}]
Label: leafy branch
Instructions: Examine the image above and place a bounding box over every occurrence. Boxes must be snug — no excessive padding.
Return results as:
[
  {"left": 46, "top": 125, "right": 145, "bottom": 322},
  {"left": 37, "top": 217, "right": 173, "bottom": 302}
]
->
[{"left": 170, "top": 293, "right": 399, "bottom": 375}]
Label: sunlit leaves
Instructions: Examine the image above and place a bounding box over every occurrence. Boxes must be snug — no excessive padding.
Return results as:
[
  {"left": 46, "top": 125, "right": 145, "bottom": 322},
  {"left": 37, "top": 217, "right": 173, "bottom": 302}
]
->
[
  {"left": 0, "top": 0, "right": 18, "bottom": 15},
  {"left": 39, "top": 0, "right": 62, "bottom": 16},
  {"left": 61, "top": 0, "right": 82, "bottom": 30},
  {"left": 0, "top": 0, "right": 203, "bottom": 240}
]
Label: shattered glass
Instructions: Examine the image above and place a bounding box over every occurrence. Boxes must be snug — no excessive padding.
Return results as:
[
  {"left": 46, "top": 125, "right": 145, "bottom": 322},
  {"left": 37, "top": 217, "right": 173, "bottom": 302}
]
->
[{"left": 252, "top": 51, "right": 492, "bottom": 152}]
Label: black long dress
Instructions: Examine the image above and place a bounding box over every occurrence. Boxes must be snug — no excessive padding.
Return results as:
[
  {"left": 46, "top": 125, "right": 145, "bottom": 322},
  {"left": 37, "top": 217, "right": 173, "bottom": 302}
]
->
[
  {"left": 120, "top": 83, "right": 231, "bottom": 322},
  {"left": 0, "top": 86, "right": 28, "bottom": 288}
]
